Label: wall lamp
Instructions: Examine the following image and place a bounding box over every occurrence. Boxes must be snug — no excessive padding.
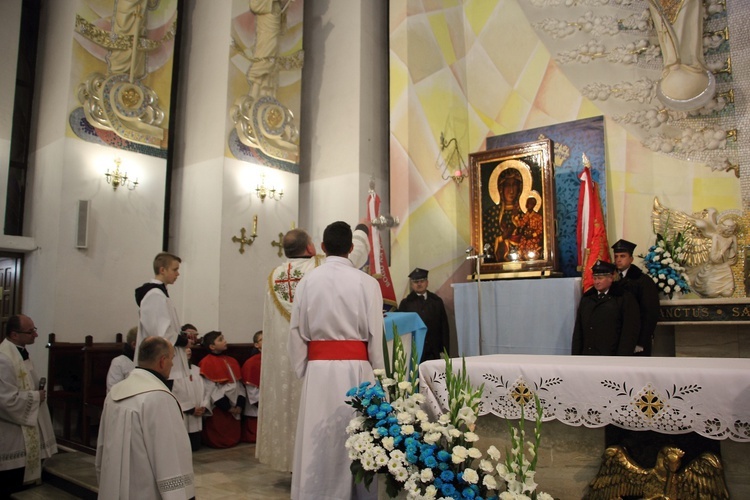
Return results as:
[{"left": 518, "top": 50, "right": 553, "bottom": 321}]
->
[
  {"left": 105, "top": 158, "right": 138, "bottom": 191},
  {"left": 256, "top": 174, "right": 283, "bottom": 201}
]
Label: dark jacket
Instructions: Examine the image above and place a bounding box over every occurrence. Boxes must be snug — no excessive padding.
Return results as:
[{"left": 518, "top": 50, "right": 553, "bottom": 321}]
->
[
  {"left": 398, "top": 291, "right": 450, "bottom": 362},
  {"left": 572, "top": 282, "right": 640, "bottom": 356},
  {"left": 619, "top": 265, "right": 661, "bottom": 355}
]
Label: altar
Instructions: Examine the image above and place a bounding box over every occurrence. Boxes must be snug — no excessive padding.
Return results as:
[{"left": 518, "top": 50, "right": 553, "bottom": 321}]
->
[
  {"left": 418, "top": 354, "right": 750, "bottom": 497},
  {"left": 453, "top": 277, "right": 582, "bottom": 356}
]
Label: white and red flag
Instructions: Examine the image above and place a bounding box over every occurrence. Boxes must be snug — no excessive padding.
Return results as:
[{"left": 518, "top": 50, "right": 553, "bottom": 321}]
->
[
  {"left": 577, "top": 154, "right": 610, "bottom": 292},
  {"left": 366, "top": 189, "right": 398, "bottom": 310}
]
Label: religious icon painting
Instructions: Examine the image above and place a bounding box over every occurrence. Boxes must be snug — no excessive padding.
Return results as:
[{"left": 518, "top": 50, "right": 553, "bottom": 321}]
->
[{"left": 468, "top": 139, "right": 559, "bottom": 279}]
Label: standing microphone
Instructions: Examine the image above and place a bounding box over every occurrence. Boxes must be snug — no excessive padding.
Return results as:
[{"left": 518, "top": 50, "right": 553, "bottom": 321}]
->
[{"left": 38, "top": 377, "right": 46, "bottom": 390}]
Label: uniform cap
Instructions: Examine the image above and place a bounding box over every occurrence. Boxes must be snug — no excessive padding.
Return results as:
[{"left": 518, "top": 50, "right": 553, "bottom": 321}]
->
[
  {"left": 591, "top": 260, "right": 617, "bottom": 276},
  {"left": 408, "top": 268, "right": 428, "bottom": 280},
  {"left": 611, "top": 239, "right": 637, "bottom": 255}
]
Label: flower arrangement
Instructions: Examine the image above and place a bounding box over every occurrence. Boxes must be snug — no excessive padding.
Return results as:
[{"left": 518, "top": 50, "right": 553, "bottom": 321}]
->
[
  {"left": 640, "top": 231, "right": 690, "bottom": 299},
  {"left": 345, "top": 327, "right": 552, "bottom": 499}
]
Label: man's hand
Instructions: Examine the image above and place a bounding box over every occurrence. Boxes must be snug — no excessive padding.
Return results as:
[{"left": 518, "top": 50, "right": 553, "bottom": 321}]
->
[
  {"left": 194, "top": 406, "right": 206, "bottom": 417},
  {"left": 229, "top": 406, "right": 242, "bottom": 416},
  {"left": 39, "top": 389, "right": 46, "bottom": 403}
]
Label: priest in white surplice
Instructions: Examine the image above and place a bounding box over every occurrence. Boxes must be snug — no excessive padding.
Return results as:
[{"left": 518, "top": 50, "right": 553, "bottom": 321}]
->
[
  {"left": 0, "top": 315, "right": 57, "bottom": 498},
  {"left": 96, "top": 336, "right": 195, "bottom": 500},
  {"left": 258, "top": 224, "right": 370, "bottom": 472},
  {"left": 288, "top": 221, "right": 384, "bottom": 500}
]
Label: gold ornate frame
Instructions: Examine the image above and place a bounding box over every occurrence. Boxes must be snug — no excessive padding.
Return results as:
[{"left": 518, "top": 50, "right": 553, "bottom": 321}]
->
[{"left": 469, "top": 139, "right": 558, "bottom": 278}]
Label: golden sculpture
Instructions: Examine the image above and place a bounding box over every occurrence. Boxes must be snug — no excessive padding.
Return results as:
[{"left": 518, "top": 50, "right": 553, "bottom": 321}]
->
[{"left": 586, "top": 445, "right": 728, "bottom": 500}]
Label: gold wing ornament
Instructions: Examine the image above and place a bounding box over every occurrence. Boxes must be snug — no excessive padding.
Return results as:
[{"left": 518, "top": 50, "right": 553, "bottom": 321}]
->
[
  {"left": 586, "top": 445, "right": 728, "bottom": 500},
  {"left": 651, "top": 197, "right": 712, "bottom": 268}
]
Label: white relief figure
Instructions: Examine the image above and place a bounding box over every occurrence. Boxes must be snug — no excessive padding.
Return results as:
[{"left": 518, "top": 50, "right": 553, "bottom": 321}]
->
[
  {"left": 651, "top": 198, "right": 741, "bottom": 298},
  {"left": 230, "top": 0, "right": 303, "bottom": 164},
  {"left": 646, "top": 0, "right": 716, "bottom": 111}
]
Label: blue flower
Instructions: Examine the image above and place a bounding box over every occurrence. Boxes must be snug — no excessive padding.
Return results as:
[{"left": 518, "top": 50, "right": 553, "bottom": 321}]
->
[
  {"left": 375, "top": 411, "right": 386, "bottom": 420},
  {"left": 437, "top": 450, "right": 452, "bottom": 462},
  {"left": 441, "top": 483, "right": 457, "bottom": 497},
  {"left": 359, "top": 381, "right": 371, "bottom": 389},
  {"left": 388, "top": 424, "right": 401, "bottom": 437},
  {"left": 423, "top": 455, "right": 438, "bottom": 468},
  {"left": 376, "top": 426, "right": 388, "bottom": 437},
  {"left": 406, "top": 452, "right": 418, "bottom": 464},
  {"left": 345, "top": 387, "right": 357, "bottom": 397},
  {"left": 379, "top": 402, "right": 392, "bottom": 413},
  {"left": 437, "top": 462, "right": 449, "bottom": 471},
  {"left": 440, "top": 469, "right": 455, "bottom": 482},
  {"left": 462, "top": 487, "right": 476, "bottom": 499},
  {"left": 366, "top": 405, "right": 379, "bottom": 416}
]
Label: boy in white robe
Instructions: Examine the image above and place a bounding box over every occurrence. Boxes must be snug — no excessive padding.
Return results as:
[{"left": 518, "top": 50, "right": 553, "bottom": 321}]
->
[
  {"left": 289, "top": 221, "right": 384, "bottom": 500},
  {"left": 96, "top": 336, "right": 195, "bottom": 500},
  {"left": 105, "top": 326, "right": 137, "bottom": 393}
]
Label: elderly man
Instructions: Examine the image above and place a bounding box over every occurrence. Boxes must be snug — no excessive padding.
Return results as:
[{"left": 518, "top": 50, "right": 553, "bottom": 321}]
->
[
  {"left": 0, "top": 315, "right": 57, "bottom": 498},
  {"left": 96, "top": 336, "right": 195, "bottom": 499},
  {"left": 258, "top": 223, "right": 369, "bottom": 472},
  {"left": 572, "top": 260, "right": 640, "bottom": 356}
]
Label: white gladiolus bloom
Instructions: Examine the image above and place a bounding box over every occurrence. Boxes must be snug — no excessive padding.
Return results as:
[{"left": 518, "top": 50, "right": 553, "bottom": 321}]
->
[
  {"left": 381, "top": 377, "right": 396, "bottom": 387},
  {"left": 487, "top": 445, "right": 501, "bottom": 460},
  {"left": 462, "top": 468, "right": 479, "bottom": 484},
  {"left": 449, "top": 429, "right": 462, "bottom": 438},
  {"left": 398, "top": 381, "right": 411, "bottom": 391},
  {"left": 438, "top": 414, "right": 451, "bottom": 425},
  {"left": 457, "top": 406, "right": 477, "bottom": 424},
  {"left": 464, "top": 431, "right": 479, "bottom": 442},
  {"left": 373, "top": 368, "right": 385, "bottom": 377}
]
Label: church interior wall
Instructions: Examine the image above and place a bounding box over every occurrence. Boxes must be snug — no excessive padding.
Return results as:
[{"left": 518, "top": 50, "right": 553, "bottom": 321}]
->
[{"left": 388, "top": 0, "right": 745, "bottom": 320}]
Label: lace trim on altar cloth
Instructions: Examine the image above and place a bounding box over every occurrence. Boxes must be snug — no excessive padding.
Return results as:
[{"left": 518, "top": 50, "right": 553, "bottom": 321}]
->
[
  {"left": 157, "top": 473, "right": 194, "bottom": 493},
  {"left": 421, "top": 363, "right": 750, "bottom": 442}
]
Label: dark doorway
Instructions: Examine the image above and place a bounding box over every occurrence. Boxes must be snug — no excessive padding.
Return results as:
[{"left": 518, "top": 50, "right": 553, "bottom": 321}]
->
[{"left": 0, "top": 254, "right": 23, "bottom": 339}]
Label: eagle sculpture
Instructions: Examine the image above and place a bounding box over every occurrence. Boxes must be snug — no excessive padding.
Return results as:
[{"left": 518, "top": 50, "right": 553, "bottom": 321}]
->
[{"left": 585, "top": 445, "right": 729, "bottom": 500}]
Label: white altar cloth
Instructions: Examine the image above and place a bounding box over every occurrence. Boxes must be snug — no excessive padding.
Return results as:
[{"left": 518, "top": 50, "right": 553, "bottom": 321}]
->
[{"left": 419, "top": 354, "right": 750, "bottom": 442}]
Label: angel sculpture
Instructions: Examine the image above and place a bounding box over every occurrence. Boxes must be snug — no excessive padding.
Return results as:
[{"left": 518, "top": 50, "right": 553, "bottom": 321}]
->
[
  {"left": 651, "top": 198, "right": 740, "bottom": 298},
  {"left": 586, "top": 445, "right": 729, "bottom": 500}
]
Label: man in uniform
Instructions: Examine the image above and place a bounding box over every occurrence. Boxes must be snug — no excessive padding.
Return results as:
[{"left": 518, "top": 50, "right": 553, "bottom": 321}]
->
[
  {"left": 612, "top": 239, "right": 661, "bottom": 355},
  {"left": 258, "top": 224, "right": 370, "bottom": 472},
  {"left": 572, "top": 260, "right": 640, "bottom": 356},
  {"left": 398, "top": 268, "right": 450, "bottom": 362}
]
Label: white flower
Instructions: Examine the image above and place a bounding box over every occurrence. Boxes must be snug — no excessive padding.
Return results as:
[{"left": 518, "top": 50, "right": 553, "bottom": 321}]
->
[
  {"left": 423, "top": 432, "right": 442, "bottom": 444},
  {"left": 397, "top": 411, "right": 415, "bottom": 424},
  {"left": 468, "top": 447, "right": 482, "bottom": 459},
  {"left": 667, "top": 278, "right": 675, "bottom": 285},
  {"left": 424, "top": 485, "right": 438, "bottom": 498},
  {"left": 462, "top": 468, "right": 479, "bottom": 484},
  {"left": 438, "top": 413, "right": 451, "bottom": 425},
  {"left": 420, "top": 467, "right": 434, "bottom": 482},
  {"left": 537, "top": 493, "right": 554, "bottom": 500},
  {"left": 346, "top": 416, "right": 366, "bottom": 433},
  {"left": 451, "top": 445, "right": 469, "bottom": 463},
  {"left": 373, "top": 368, "right": 385, "bottom": 377},
  {"left": 487, "top": 445, "right": 502, "bottom": 460},
  {"left": 448, "top": 429, "right": 462, "bottom": 438},
  {"left": 381, "top": 377, "right": 396, "bottom": 388},
  {"left": 482, "top": 474, "right": 498, "bottom": 489},
  {"left": 457, "top": 406, "right": 477, "bottom": 425},
  {"left": 398, "top": 381, "right": 411, "bottom": 392},
  {"left": 479, "top": 459, "right": 494, "bottom": 473},
  {"left": 464, "top": 431, "right": 479, "bottom": 442},
  {"left": 401, "top": 424, "right": 415, "bottom": 435},
  {"left": 675, "top": 285, "right": 681, "bottom": 292},
  {"left": 393, "top": 466, "right": 409, "bottom": 482},
  {"left": 664, "top": 286, "right": 671, "bottom": 293}
]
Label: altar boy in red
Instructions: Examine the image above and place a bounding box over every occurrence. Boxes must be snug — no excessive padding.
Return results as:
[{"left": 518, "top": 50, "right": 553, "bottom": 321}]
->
[
  {"left": 241, "top": 330, "right": 262, "bottom": 443},
  {"left": 199, "top": 331, "right": 244, "bottom": 448}
]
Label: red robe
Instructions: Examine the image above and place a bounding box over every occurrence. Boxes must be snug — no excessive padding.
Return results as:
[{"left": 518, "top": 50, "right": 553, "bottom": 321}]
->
[
  {"left": 240, "top": 353, "right": 261, "bottom": 443},
  {"left": 199, "top": 354, "right": 242, "bottom": 448}
]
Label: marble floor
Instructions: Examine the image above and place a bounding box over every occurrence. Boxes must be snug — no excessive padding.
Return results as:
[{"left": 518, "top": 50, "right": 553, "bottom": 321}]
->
[{"left": 15, "top": 443, "right": 292, "bottom": 500}]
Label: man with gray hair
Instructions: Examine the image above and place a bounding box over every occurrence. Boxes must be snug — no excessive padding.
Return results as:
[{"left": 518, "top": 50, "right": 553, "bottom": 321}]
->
[
  {"left": 257, "top": 224, "right": 370, "bottom": 472},
  {"left": 96, "top": 336, "right": 195, "bottom": 499}
]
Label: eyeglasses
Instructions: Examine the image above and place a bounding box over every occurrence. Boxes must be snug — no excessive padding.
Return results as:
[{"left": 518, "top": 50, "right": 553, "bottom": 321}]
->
[{"left": 16, "top": 327, "right": 38, "bottom": 334}]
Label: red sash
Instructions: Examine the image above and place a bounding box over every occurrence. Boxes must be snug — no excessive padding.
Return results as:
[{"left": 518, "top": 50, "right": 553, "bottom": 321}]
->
[{"left": 308, "top": 340, "right": 368, "bottom": 361}]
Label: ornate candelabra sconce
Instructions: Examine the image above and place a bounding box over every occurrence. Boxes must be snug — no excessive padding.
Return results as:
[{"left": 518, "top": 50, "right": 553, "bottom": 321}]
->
[
  {"left": 232, "top": 215, "right": 258, "bottom": 254},
  {"left": 105, "top": 158, "right": 139, "bottom": 191},
  {"left": 256, "top": 174, "right": 283, "bottom": 202},
  {"left": 435, "top": 132, "right": 468, "bottom": 185}
]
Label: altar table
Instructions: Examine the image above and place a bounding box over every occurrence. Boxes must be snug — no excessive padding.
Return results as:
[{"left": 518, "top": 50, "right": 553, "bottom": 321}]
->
[
  {"left": 452, "top": 278, "right": 581, "bottom": 356},
  {"left": 419, "top": 354, "right": 750, "bottom": 442}
]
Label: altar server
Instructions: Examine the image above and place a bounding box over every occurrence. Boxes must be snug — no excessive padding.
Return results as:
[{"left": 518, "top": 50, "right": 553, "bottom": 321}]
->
[
  {"left": 289, "top": 221, "right": 384, "bottom": 500},
  {"left": 572, "top": 260, "right": 640, "bottom": 356},
  {"left": 96, "top": 336, "right": 195, "bottom": 499}
]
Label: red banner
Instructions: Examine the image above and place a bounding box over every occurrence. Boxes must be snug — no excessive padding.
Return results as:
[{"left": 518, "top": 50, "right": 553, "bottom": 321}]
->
[
  {"left": 577, "top": 158, "right": 610, "bottom": 292},
  {"left": 366, "top": 192, "right": 397, "bottom": 310}
]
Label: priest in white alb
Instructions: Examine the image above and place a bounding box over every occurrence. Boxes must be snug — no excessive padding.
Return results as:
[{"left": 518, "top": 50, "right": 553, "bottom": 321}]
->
[
  {"left": 257, "top": 223, "right": 370, "bottom": 472},
  {"left": 96, "top": 336, "right": 195, "bottom": 500}
]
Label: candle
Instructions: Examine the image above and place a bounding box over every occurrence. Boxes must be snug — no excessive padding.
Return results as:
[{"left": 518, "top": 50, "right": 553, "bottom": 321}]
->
[{"left": 253, "top": 215, "right": 258, "bottom": 235}]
